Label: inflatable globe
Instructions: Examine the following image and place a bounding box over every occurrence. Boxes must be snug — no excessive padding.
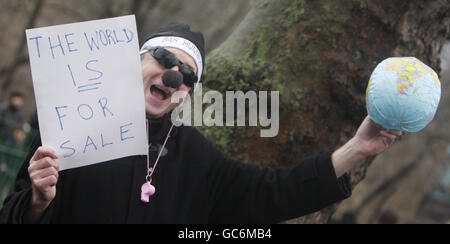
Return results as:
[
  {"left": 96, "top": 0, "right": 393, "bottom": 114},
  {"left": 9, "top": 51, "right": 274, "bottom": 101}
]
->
[{"left": 366, "top": 57, "right": 441, "bottom": 132}]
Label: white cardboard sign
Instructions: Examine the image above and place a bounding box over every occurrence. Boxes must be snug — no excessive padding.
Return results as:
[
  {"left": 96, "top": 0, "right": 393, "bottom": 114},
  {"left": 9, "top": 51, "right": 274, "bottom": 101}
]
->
[{"left": 26, "top": 15, "right": 147, "bottom": 171}]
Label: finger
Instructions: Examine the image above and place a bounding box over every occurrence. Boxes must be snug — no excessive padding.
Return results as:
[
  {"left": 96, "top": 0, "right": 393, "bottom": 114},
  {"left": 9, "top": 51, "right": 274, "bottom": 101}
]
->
[
  {"left": 29, "top": 157, "right": 59, "bottom": 172},
  {"left": 30, "top": 167, "right": 59, "bottom": 182},
  {"left": 380, "top": 131, "right": 398, "bottom": 142},
  {"left": 386, "top": 130, "right": 403, "bottom": 136},
  {"left": 366, "top": 118, "right": 384, "bottom": 132},
  {"left": 380, "top": 134, "right": 395, "bottom": 147},
  {"left": 34, "top": 175, "right": 58, "bottom": 189},
  {"left": 31, "top": 146, "right": 58, "bottom": 161},
  {"left": 35, "top": 175, "right": 58, "bottom": 192},
  {"left": 30, "top": 156, "right": 59, "bottom": 171}
]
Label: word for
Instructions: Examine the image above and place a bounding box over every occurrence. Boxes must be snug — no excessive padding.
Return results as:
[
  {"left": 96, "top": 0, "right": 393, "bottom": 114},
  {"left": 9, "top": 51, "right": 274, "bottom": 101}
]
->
[{"left": 55, "top": 97, "right": 114, "bottom": 131}]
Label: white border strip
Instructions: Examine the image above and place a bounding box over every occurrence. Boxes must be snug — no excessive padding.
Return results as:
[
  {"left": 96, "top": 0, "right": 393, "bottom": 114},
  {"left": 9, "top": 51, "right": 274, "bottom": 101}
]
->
[{"left": 140, "top": 36, "right": 203, "bottom": 84}]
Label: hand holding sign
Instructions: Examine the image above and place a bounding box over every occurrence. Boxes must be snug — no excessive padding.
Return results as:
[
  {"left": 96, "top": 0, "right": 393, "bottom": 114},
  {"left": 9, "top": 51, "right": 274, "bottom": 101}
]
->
[
  {"left": 25, "top": 146, "right": 59, "bottom": 223},
  {"left": 26, "top": 15, "right": 147, "bottom": 171},
  {"left": 28, "top": 146, "right": 59, "bottom": 203}
]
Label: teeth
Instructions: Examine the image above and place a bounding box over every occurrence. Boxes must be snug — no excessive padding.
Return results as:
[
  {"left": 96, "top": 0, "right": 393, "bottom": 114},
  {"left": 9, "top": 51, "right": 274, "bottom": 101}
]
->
[
  {"left": 160, "top": 87, "right": 171, "bottom": 97},
  {"left": 151, "top": 85, "right": 171, "bottom": 100},
  {"left": 155, "top": 86, "right": 167, "bottom": 95}
]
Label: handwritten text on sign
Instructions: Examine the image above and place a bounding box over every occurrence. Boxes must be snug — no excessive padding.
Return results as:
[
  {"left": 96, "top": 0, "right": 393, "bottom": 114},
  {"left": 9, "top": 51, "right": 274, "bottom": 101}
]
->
[{"left": 26, "top": 15, "right": 147, "bottom": 171}]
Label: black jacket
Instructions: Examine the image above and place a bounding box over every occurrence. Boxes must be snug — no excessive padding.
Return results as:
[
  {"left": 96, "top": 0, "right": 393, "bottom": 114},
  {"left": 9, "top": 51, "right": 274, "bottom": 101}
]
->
[{"left": 0, "top": 116, "right": 351, "bottom": 224}]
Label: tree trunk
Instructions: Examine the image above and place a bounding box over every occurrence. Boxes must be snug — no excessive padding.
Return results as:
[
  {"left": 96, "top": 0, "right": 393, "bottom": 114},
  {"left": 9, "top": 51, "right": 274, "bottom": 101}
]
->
[{"left": 201, "top": 0, "right": 450, "bottom": 223}]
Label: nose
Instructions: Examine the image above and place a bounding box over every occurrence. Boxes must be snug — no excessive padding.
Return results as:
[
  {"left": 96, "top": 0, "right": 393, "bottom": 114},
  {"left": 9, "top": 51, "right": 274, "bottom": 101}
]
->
[
  {"left": 162, "top": 70, "right": 183, "bottom": 89},
  {"left": 170, "top": 65, "right": 180, "bottom": 72}
]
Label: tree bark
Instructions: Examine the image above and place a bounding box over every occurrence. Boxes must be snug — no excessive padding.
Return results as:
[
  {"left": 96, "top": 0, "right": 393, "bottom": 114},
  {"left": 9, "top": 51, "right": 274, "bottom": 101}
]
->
[
  {"left": 201, "top": 0, "right": 450, "bottom": 223},
  {"left": 0, "top": 0, "right": 45, "bottom": 97}
]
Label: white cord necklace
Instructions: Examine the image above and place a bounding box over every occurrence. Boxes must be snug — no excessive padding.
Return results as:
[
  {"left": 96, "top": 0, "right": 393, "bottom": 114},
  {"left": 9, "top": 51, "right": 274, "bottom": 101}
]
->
[{"left": 141, "top": 118, "right": 174, "bottom": 203}]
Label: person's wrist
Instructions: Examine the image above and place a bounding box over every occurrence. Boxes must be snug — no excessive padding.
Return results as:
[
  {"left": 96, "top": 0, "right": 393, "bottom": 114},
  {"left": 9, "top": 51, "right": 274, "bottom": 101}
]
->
[
  {"left": 24, "top": 191, "right": 52, "bottom": 224},
  {"left": 331, "top": 137, "right": 369, "bottom": 178},
  {"left": 348, "top": 137, "right": 370, "bottom": 160},
  {"left": 30, "top": 190, "right": 51, "bottom": 211}
]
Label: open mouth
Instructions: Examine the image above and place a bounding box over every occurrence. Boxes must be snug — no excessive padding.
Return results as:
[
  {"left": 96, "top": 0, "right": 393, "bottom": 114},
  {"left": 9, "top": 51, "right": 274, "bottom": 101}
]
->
[{"left": 150, "top": 85, "right": 171, "bottom": 101}]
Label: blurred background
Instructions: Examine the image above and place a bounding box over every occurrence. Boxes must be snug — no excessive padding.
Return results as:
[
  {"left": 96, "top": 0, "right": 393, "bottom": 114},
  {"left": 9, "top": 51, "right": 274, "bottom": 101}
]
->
[{"left": 0, "top": 0, "right": 448, "bottom": 224}]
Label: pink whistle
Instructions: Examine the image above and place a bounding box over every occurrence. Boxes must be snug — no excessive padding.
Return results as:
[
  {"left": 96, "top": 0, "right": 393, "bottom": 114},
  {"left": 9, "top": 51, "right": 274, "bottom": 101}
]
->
[{"left": 141, "top": 182, "right": 156, "bottom": 203}]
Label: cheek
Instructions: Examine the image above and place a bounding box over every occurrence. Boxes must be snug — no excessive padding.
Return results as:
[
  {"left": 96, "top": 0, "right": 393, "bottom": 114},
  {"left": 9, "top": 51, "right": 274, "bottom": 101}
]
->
[
  {"left": 179, "top": 85, "right": 192, "bottom": 94},
  {"left": 171, "top": 86, "right": 192, "bottom": 105},
  {"left": 142, "top": 66, "right": 152, "bottom": 83},
  {"left": 141, "top": 61, "right": 161, "bottom": 85},
  {"left": 142, "top": 71, "right": 157, "bottom": 91}
]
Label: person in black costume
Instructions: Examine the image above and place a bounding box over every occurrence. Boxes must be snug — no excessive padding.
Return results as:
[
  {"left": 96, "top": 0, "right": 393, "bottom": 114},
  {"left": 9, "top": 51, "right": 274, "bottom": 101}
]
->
[{"left": 0, "top": 23, "right": 402, "bottom": 224}]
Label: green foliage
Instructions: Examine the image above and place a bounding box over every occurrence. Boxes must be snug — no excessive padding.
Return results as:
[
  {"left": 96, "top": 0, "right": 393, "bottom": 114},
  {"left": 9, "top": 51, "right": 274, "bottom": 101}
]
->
[
  {"left": 0, "top": 128, "right": 35, "bottom": 208},
  {"left": 280, "top": 0, "right": 306, "bottom": 29}
]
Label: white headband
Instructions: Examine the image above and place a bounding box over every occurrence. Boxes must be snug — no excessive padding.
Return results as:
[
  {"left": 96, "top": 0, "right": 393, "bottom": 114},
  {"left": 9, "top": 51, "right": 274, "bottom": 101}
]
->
[{"left": 140, "top": 36, "right": 203, "bottom": 86}]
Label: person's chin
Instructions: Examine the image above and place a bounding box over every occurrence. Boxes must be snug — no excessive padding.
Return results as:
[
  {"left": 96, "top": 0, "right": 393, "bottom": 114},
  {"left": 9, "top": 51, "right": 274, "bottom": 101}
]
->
[
  {"left": 146, "top": 104, "right": 170, "bottom": 118},
  {"left": 145, "top": 90, "right": 171, "bottom": 118}
]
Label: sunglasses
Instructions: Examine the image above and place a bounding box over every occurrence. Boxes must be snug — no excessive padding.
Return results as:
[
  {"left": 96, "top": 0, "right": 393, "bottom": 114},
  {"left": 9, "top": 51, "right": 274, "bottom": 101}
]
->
[{"left": 141, "top": 46, "right": 198, "bottom": 88}]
